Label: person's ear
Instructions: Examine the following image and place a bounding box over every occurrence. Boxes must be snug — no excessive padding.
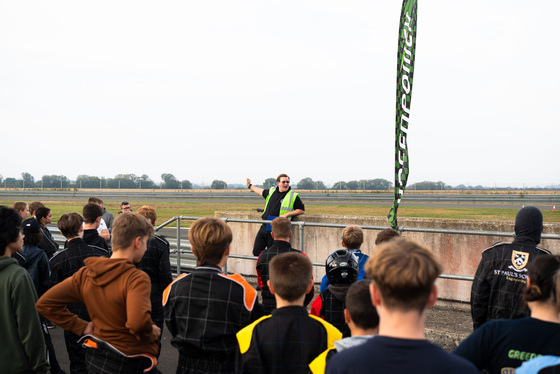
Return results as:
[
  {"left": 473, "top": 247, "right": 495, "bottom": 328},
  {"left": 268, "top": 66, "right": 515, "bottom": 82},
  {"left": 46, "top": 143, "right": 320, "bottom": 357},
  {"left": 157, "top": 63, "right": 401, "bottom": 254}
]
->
[
  {"left": 426, "top": 285, "right": 438, "bottom": 308},
  {"left": 267, "top": 280, "right": 276, "bottom": 295},
  {"left": 271, "top": 232, "right": 275, "bottom": 240},
  {"left": 96, "top": 216, "right": 102, "bottom": 224},
  {"left": 288, "top": 231, "right": 292, "bottom": 239},
  {"left": 344, "top": 309, "right": 351, "bottom": 324},
  {"left": 370, "top": 282, "right": 382, "bottom": 307},
  {"left": 305, "top": 278, "right": 314, "bottom": 294}
]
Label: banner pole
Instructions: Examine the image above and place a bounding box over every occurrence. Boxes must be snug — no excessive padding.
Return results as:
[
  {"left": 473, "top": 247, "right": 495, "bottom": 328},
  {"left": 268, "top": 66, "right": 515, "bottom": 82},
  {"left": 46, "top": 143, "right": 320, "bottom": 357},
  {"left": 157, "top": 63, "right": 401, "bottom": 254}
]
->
[{"left": 388, "top": 0, "right": 418, "bottom": 230}]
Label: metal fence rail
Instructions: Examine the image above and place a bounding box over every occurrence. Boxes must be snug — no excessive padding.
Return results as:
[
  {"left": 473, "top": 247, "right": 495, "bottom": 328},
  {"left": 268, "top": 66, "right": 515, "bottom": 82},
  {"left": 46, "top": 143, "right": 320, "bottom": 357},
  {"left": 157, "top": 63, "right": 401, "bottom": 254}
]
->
[
  {"left": 152, "top": 216, "right": 560, "bottom": 283},
  {"left": 47, "top": 216, "right": 560, "bottom": 283}
]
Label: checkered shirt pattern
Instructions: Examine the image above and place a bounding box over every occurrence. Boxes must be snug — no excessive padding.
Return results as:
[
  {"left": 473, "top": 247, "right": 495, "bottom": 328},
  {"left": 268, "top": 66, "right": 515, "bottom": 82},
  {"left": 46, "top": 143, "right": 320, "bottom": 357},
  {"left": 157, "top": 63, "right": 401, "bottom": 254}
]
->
[
  {"left": 49, "top": 238, "right": 109, "bottom": 318},
  {"left": 137, "top": 234, "right": 173, "bottom": 328},
  {"left": 319, "top": 287, "right": 350, "bottom": 338},
  {"left": 164, "top": 266, "right": 263, "bottom": 365},
  {"left": 256, "top": 240, "right": 302, "bottom": 312}
]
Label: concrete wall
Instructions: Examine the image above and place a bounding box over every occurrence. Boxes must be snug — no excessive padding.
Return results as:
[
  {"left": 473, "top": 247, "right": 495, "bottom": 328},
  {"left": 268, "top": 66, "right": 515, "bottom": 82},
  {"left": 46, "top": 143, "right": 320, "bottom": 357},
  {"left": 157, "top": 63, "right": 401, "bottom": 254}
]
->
[{"left": 218, "top": 211, "right": 560, "bottom": 303}]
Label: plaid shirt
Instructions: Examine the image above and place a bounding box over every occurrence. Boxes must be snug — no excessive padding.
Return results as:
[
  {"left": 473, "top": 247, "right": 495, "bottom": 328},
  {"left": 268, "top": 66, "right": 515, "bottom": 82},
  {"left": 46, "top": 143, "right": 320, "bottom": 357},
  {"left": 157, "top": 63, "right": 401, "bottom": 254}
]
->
[
  {"left": 310, "top": 286, "right": 351, "bottom": 338},
  {"left": 137, "top": 234, "right": 173, "bottom": 328},
  {"left": 49, "top": 237, "right": 109, "bottom": 318},
  {"left": 163, "top": 265, "right": 263, "bottom": 362},
  {"left": 256, "top": 240, "right": 312, "bottom": 313}
]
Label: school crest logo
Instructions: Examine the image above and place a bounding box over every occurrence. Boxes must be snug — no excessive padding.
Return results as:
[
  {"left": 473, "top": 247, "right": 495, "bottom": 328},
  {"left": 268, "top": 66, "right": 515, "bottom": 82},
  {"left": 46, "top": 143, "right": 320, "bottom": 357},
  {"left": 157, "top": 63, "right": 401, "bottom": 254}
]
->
[{"left": 511, "top": 251, "right": 529, "bottom": 271}]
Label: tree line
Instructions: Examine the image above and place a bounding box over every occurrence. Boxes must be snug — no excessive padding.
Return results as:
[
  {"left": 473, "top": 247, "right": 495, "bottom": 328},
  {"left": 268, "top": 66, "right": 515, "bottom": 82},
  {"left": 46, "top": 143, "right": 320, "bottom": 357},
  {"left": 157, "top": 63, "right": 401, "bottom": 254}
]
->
[{"left": 1, "top": 173, "right": 554, "bottom": 190}]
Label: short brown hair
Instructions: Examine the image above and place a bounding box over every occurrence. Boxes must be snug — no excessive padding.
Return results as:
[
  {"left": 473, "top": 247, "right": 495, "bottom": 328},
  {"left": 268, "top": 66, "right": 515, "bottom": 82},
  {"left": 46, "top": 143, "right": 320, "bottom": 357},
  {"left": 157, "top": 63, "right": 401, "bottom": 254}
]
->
[
  {"left": 366, "top": 237, "right": 442, "bottom": 312},
  {"left": 271, "top": 217, "right": 291, "bottom": 239},
  {"left": 136, "top": 206, "right": 157, "bottom": 225},
  {"left": 346, "top": 280, "right": 379, "bottom": 330},
  {"left": 88, "top": 197, "right": 103, "bottom": 205},
  {"left": 342, "top": 225, "right": 363, "bottom": 249},
  {"left": 58, "top": 213, "right": 84, "bottom": 238},
  {"left": 111, "top": 212, "right": 154, "bottom": 251},
  {"left": 29, "top": 201, "right": 45, "bottom": 215},
  {"left": 13, "top": 202, "right": 27, "bottom": 212},
  {"left": 269, "top": 252, "right": 312, "bottom": 302},
  {"left": 83, "top": 203, "right": 103, "bottom": 224},
  {"left": 188, "top": 217, "right": 232, "bottom": 266},
  {"left": 276, "top": 173, "right": 289, "bottom": 183},
  {"left": 375, "top": 228, "right": 401, "bottom": 245}
]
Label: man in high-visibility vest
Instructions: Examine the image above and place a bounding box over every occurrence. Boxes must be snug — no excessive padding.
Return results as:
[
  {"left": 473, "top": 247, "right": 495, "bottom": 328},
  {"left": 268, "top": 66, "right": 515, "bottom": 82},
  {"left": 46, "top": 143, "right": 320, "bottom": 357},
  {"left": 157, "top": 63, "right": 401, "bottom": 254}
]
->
[{"left": 246, "top": 173, "right": 305, "bottom": 256}]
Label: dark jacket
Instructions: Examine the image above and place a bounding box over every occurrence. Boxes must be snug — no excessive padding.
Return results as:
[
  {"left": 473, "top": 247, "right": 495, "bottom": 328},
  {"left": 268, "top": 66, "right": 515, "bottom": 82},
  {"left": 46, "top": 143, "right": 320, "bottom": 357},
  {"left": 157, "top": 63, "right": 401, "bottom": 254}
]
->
[
  {"left": 164, "top": 265, "right": 263, "bottom": 368},
  {"left": 137, "top": 234, "right": 173, "bottom": 329},
  {"left": 83, "top": 229, "right": 109, "bottom": 251},
  {"left": 470, "top": 206, "right": 550, "bottom": 329},
  {"left": 256, "top": 240, "right": 314, "bottom": 313},
  {"left": 38, "top": 225, "right": 58, "bottom": 259},
  {"left": 310, "top": 284, "right": 351, "bottom": 337},
  {"left": 12, "top": 244, "right": 50, "bottom": 297}
]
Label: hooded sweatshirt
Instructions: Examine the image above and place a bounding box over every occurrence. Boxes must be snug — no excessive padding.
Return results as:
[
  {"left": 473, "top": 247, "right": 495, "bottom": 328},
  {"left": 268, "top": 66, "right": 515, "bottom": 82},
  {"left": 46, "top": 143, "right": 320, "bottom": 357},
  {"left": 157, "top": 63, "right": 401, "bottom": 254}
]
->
[
  {"left": 37, "top": 256, "right": 157, "bottom": 356},
  {"left": 0, "top": 256, "right": 50, "bottom": 374}
]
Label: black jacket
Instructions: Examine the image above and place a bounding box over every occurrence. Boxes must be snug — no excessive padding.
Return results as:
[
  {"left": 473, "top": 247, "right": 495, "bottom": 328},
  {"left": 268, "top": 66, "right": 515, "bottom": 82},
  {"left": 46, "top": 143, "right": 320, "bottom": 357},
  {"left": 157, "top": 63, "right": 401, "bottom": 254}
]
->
[
  {"left": 38, "top": 226, "right": 58, "bottom": 259},
  {"left": 471, "top": 206, "right": 550, "bottom": 329}
]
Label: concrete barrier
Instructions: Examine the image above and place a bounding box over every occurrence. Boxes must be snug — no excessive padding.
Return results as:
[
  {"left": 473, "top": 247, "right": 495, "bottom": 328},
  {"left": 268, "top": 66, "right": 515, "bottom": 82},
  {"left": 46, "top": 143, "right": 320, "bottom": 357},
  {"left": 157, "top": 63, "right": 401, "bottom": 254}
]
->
[{"left": 218, "top": 211, "right": 560, "bottom": 303}]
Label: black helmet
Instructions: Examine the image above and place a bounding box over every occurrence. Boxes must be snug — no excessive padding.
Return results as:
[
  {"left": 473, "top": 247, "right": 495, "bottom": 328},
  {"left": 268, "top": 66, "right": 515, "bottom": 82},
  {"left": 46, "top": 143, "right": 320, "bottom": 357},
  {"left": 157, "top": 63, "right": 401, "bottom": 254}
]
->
[{"left": 326, "top": 249, "right": 359, "bottom": 284}]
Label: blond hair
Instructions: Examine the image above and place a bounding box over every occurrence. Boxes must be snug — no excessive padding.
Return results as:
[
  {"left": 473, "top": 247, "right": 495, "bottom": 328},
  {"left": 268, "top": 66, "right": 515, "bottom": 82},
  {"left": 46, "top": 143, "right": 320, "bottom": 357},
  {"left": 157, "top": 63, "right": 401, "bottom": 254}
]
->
[
  {"left": 342, "top": 225, "right": 363, "bottom": 249},
  {"left": 188, "top": 217, "right": 232, "bottom": 266}
]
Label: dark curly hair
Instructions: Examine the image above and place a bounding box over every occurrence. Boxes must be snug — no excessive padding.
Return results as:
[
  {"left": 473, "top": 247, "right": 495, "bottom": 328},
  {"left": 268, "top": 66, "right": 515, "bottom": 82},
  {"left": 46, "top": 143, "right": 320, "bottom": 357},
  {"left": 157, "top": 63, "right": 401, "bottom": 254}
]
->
[
  {"left": 523, "top": 255, "right": 560, "bottom": 304},
  {"left": 0, "top": 206, "right": 22, "bottom": 256}
]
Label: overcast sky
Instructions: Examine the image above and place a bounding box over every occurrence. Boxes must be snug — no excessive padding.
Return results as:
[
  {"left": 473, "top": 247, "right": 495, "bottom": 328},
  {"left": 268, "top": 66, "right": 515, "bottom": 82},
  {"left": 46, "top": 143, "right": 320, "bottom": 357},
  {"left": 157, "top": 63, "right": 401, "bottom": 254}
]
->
[{"left": 1, "top": 1, "right": 557, "bottom": 188}]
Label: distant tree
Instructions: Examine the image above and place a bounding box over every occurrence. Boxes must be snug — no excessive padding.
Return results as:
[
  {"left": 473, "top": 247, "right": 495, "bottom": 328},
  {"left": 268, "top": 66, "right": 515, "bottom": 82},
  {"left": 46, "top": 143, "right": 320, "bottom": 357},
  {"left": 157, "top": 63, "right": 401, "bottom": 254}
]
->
[
  {"left": 41, "top": 175, "right": 69, "bottom": 188},
  {"left": 370, "top": 178, "right": 392, "bottom": 190},
  {"left": 0, "top": 174, "right": 3, "bottom": 184},
  {"left": 211, "top": 180, "right": 227, "bottom": 189},
  {"left": 137, "top": 174, "right": 155, "bottom": 189},
  {"left": 5, "top": 177, "right": 18, "bottom": 188},
  {"left": 107, "top": 174, "right": 138, "bottom": 189},
  {"left": 346, "top": 180, "right": 359, "bottom": 190},
  {"left": 76, "top": 175, "right": 101, "bottom": 188},
  {"left": 21, "top": 172, "right": 34, "bottom": 187},
  {"left": 296, "top": 177, "right": 315, "bottom": 190},
  {"left": 161, "top": 173, "right": 180, "bottom": 189},
  {"left": 409, "top": 181, "right": 447, "bottom": 190},
  {"left": 181, "top": 180, "right": 193, "bottom": 189},
  {"left": 332, "top": 181, "right": 347, "bottom": 190},
  {"left": 263, "top": 178, "right": 276, "bottom": 189}
]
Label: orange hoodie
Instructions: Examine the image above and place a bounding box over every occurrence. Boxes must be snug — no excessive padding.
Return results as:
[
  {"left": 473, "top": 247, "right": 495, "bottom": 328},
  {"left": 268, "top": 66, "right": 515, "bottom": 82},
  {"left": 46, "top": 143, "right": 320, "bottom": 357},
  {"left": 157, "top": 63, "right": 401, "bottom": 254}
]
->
[{"left": 37, "top": 257, "right": 157, "bottom": 356}]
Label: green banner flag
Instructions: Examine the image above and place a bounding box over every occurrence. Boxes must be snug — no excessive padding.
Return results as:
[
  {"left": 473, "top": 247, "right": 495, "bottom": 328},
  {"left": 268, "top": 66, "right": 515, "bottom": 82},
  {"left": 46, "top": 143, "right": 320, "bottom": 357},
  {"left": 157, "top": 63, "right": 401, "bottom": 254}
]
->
[{"left": 388, "top": 0, "right": 417, "bottom": 230}]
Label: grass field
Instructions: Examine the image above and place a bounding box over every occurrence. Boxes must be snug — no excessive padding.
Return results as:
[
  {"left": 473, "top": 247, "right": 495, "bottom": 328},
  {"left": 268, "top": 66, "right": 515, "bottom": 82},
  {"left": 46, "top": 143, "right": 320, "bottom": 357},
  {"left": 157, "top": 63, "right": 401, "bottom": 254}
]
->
[{"left": 3, "top": 199, "right": 559, "bottom": 226}]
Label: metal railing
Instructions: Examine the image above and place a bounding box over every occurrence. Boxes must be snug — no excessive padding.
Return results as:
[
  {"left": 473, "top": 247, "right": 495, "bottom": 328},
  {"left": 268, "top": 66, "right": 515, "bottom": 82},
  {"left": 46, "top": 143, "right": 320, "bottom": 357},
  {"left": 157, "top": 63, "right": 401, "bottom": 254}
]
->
[
  {"left": 47, "top": 216, "right": 559, "bottom": 283},
  {"left": 151, "top": 216, "right": 560, "bottom": 282}
]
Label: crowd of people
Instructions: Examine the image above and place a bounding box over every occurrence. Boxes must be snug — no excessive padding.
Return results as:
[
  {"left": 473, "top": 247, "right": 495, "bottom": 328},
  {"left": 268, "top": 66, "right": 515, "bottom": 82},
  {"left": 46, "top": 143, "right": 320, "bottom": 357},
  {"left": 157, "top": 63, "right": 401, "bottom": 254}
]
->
[{"left": 0, "top": 181, "right": 559, "bottom": 374}]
